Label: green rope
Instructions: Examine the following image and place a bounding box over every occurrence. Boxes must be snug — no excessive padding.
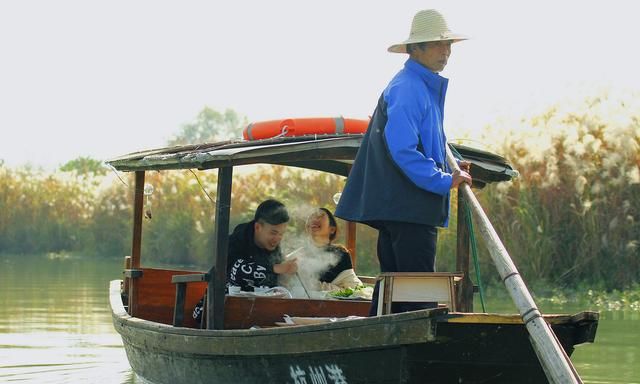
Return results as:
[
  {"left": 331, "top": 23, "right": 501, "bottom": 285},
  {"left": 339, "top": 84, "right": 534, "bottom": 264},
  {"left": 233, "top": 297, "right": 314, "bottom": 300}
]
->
[
  {"left": 449, "top": 144, "right": 487, "bottom": 313},
  {"left": 464, "top": 200, "right": 487, "bottom": 312}
]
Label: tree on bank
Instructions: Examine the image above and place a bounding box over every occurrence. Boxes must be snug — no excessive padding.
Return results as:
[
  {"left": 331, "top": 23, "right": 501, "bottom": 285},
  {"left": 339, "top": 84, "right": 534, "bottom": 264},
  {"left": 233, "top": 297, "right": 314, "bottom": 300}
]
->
[
  {"left": 168, "top": 107, "right": 247, "bottom": 145},
  {"left": 60, "top": 157, "right": 108, "bottom": 176}
]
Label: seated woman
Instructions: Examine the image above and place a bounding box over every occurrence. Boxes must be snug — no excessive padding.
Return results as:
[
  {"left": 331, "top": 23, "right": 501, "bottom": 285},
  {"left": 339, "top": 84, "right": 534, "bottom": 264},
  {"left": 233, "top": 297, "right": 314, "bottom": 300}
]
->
[{"left": 302, "top": 207, "right": 363, "bottom": 291}]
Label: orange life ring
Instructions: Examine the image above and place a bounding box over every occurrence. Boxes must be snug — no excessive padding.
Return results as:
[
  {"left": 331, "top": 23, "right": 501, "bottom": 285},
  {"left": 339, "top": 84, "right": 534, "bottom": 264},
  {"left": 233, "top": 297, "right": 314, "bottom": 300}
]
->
[{"left": 243, "top": 117, "right": 369, "bottom": 141}]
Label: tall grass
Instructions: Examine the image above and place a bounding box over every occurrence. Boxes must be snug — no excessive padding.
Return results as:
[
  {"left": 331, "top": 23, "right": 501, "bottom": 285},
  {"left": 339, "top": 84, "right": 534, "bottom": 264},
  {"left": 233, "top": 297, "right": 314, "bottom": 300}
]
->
[
  {"left": 0, "top": 166, "right": 102, "bottom": 254},
  {"left": 1, "top": 91, "right": 637, "bottom": 289},
  {"left": 474, "top": 90, "right": 640, "bottom": 289}
]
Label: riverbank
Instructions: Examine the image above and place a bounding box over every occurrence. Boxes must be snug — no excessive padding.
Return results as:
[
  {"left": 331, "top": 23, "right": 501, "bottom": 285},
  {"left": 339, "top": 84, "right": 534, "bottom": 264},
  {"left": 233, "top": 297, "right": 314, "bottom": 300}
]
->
[{"left": 478, "top": 280, "right": 640, "bottom": 313}]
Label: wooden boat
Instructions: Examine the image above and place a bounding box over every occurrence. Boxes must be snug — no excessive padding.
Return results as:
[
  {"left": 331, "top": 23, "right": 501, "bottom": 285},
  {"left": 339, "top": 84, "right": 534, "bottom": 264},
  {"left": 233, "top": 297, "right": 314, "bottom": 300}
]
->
[{"left": 107, "top": 130, "right": 598, "bottom": 384}]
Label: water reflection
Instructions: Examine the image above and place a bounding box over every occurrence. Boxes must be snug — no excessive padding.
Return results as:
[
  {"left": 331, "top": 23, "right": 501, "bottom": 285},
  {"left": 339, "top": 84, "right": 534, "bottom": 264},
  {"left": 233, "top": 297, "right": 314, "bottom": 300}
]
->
[
  {"left": 0, "top": 255, "right": 136, "bottom": 383},
  {"left": 478, "top": 289, "right": 640, "bottom": 383},
  {"left": 572, "top": 310, "right": 640, "bottom": 383},
  {"left": 0, "top": 255, "right": 637, "bottom": 383}
]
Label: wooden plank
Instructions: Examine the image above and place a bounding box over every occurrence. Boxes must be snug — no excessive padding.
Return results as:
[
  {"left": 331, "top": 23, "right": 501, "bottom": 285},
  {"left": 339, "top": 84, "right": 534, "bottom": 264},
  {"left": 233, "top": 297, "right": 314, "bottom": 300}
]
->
[
  {"left": 171, "top": 273, "right": 209, "bottom": 283},
  {"left": 123, "top": 269, "right": 143, "bottom": 278},
  {"left": 456, "top": 189, "right": 474, "bottom": 312},
  {"left": 223, "top": 296, "right": 370, "bottom": 329},
  {"left": 358, "top": 275, "right": 377, "bottom": 285},
  {"left": 122, "top": 256, "right": 132, "bottom": 308},
  {"left": 209, "top": 166, "right": 233, "bottom": 330},
  {"left": 346, "top": 221, "right": 357, "bottom": 268},
  {"left": 344, "top": 163, "right": 357, "bottom": 268},
  {"left": 122, "top": 268, "right": 371, "bottom": 330},
  {"left": 173, "top": 282, "right": 186, "bottom": 326},
  {"left": 114, "top": 304, "right": 438, "bottom": 357},
  {"left": 135, "top": 268, "right": 207, "bottom": 328},
  {"left": 129, "top": 171, "right": 145, "bottom": 316},
  {"left": 131, "top": 172, "right": 144, "bottom": 268}
]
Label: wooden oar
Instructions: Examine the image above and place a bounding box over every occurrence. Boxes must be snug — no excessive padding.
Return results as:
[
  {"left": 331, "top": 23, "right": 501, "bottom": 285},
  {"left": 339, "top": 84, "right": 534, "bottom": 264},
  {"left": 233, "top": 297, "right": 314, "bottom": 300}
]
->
[{"left": 446, "top": 144, "right": 582, "bottom": 384}]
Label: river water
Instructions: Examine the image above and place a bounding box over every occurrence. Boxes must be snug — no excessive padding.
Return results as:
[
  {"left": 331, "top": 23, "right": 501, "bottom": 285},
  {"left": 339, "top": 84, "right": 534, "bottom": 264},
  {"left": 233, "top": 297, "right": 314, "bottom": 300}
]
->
[{"left": 0, "top": 255, "right": 638, "bottom": 383}]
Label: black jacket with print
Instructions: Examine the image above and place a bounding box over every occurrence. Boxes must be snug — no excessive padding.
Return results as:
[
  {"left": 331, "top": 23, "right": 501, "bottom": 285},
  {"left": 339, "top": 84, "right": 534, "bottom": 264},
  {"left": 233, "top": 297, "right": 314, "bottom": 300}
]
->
[{"left": 226, "top": 220, "right": 282, "bottom": 290}]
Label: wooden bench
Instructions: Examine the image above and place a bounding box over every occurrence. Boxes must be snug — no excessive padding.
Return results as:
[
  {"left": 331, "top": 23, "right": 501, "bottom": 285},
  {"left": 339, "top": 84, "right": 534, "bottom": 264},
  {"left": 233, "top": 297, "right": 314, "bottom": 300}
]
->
[
  {"left": 126, "top": 267, "right": 207, "bottom": 328},
  {"left": 171, "top": 272, "right": 210, "bottom": 327},
  {"left": 376, "top": 272, "right": 463, "bottom": 315}
]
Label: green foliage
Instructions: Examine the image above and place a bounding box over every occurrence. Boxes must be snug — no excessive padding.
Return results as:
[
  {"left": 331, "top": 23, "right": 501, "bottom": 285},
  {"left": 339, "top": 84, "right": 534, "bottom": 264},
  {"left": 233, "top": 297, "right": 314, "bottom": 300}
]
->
[
  {"left": 140, "top": 170, "right": 218, "bottom": 268},
  {"left": 60, "top": 156, "right": 108, "bottom": 176},
  {"left": 585, "top": 285, "right": 640, "bottom": 311},
  {"left": 168, "top": 107, "right": 248, "bottom": 145},
  {"left": 89, "top": 178, "right": 132, "bottom": 257}
]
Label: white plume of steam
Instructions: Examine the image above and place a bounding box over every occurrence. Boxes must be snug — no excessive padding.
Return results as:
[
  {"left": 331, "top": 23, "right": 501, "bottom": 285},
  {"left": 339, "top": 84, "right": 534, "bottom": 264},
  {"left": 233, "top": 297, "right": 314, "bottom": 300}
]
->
[
  {"left": 279, "top": 202, "right": 341, "bottom": 298},
  {"left": 284, "top": 242, "right": 340, "bottom": 298}
]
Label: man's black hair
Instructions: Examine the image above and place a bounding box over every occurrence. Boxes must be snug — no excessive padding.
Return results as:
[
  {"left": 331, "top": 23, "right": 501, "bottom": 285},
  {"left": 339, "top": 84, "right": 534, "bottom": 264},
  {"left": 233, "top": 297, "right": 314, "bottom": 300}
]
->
[
  {"left": 254, "top": 199, "right": 289, "bottom": 225},
  {"left": 406, "top": 41, "right": 429, "bottom": 55}
]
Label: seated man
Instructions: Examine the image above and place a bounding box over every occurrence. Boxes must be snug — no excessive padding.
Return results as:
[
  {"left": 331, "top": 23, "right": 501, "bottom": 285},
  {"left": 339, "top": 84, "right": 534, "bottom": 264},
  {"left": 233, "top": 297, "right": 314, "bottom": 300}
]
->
[{"left": 226, "top": 199, "right": 298, "bottom": 291}]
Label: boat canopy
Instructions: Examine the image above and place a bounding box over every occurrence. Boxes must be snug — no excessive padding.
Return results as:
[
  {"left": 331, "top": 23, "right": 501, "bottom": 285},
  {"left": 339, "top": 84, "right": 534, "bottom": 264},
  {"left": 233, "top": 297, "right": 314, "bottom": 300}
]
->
[{"left": 106, "top": 135, "right": 517, "bottom": 188}]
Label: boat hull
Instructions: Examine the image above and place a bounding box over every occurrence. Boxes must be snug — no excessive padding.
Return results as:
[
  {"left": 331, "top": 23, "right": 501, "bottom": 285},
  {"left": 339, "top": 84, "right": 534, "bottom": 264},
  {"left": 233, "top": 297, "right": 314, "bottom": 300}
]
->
[{"left": 110, "top": 281, "right": 598, "bottom": 384}]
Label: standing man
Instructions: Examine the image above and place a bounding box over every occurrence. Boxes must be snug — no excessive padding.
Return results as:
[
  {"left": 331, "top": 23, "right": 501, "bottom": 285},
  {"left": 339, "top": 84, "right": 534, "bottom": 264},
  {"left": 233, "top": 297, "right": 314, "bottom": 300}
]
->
[
  {"left": 227, "top": 199, "right": 298, "bottom": 291},
  {"left": 335, "top": 9, "right": 472, "bottom": 314}
]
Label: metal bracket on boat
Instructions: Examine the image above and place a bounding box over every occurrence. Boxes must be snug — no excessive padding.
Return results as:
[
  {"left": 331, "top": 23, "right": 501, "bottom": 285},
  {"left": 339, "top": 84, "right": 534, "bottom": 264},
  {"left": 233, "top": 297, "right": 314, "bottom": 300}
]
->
[
  {"left": 171, "top": 273, "right": 210, "bottom": 283},
  {"left": 123, "top": 269, "right": 143, "bottom": 278}
]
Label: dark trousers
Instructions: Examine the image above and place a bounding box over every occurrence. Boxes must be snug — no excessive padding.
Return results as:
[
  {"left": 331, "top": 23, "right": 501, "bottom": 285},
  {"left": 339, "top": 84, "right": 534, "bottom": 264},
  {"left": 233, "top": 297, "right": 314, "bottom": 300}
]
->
[{"left": 369, "top": 221, "right": 438, "bottom": 316}]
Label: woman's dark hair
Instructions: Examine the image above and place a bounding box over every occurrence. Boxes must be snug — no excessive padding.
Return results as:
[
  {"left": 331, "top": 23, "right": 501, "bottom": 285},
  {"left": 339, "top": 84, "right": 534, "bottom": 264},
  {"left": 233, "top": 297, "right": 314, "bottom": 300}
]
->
[
  {"left": 319, "top": 207, "right": 338, "bottom": 241},
  {"left": 254, "top": 199, "right": 289, "bottom": 225}
]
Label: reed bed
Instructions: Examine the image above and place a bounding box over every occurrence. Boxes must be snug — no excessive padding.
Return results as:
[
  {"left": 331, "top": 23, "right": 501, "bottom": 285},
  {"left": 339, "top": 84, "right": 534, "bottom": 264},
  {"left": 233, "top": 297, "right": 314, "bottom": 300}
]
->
[{"left": 1, "top": 92, "right": 637, "bottom": 290}]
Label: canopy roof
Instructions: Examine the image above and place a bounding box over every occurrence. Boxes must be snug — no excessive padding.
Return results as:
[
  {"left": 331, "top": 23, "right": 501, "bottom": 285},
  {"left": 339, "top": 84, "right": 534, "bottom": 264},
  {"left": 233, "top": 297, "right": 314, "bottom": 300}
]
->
[{"left": 106, "top": 135, "right": 517, "bottom": 187}]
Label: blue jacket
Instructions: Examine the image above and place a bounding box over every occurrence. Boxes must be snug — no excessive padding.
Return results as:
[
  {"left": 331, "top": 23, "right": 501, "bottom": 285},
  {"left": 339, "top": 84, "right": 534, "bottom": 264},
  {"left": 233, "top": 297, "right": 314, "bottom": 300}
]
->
[{"left": 336, "top": 59, "right": 453, "bottom": 227}]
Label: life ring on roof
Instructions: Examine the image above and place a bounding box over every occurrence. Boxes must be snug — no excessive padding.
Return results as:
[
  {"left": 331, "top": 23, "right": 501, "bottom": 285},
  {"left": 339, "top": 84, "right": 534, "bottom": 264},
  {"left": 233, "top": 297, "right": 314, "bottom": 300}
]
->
[{"left": 243, "top": 117, "right": 369, "bottom": 141}]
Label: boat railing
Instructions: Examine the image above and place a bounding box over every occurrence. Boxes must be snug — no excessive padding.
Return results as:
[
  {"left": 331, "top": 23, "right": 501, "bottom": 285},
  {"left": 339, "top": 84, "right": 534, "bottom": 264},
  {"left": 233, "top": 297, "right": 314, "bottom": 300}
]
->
[
  {"left": 126, "top": 267, "right": 208, "bottom": 328},
  {"left": 171, "top": 272, "right": 211, "bottom": 327}
]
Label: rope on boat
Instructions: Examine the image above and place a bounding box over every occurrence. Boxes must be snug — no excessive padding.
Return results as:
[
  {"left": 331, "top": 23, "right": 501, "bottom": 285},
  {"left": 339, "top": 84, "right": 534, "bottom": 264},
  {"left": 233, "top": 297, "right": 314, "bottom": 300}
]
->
[
  {"left": 464, "top": 200, "right": 487, "bottom": 312},
  {"left": 189, "top": 169, "right": 217, "bottom": 207},
  {"left": 106, "top": 163, "right": 129, "bottom": 186},
  {"left": 449, "top": 145, "right": 487, "bottom": 313}
]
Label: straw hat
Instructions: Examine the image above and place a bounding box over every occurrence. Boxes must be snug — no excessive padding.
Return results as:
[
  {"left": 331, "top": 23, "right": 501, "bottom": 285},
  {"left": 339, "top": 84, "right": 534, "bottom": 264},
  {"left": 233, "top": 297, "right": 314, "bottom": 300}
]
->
[{"left": 388, "top": 9, "right": 468, "bottom": 54}]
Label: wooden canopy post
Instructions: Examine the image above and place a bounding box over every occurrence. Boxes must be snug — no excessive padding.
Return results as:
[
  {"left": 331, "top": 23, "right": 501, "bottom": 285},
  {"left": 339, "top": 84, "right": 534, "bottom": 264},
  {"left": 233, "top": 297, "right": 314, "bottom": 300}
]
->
[
  {"left": 207, "top": 166, "right": 233, "bottom": 330},
  {"left": 346, "top": 221, "right": 357, "bottom": 269},
  {"left": 446, "top": 145, "right": 582, "bottom": 384},
  {"left": 128, "top": 171, "right": 145, "bottom": 316},
  {"left": 343, "top": 164, "right": 358, "bottom": 268},
  {"left": 456, "top": 189, "right": 474, "bottom": 312}
]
